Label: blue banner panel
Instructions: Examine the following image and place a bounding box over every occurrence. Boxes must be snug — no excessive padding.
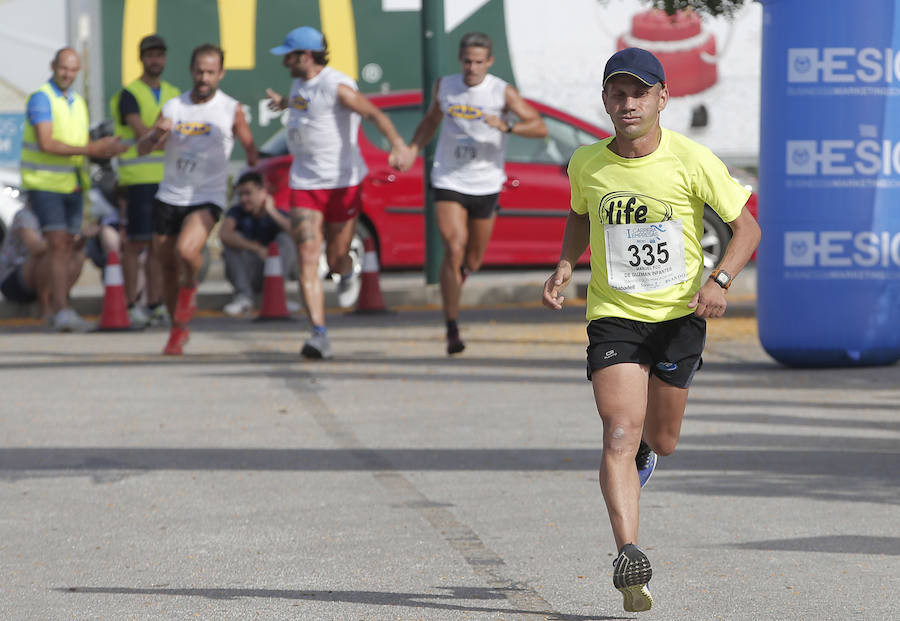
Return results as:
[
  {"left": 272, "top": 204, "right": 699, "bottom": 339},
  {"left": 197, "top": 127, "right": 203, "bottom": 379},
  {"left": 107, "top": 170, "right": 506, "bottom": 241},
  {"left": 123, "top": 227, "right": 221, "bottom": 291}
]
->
[
  {"left": 758, "top": 0, "right": 900, "bottom": 367},
  {"left": 0, "top": 113, "right": 23, "bottom": 165}
]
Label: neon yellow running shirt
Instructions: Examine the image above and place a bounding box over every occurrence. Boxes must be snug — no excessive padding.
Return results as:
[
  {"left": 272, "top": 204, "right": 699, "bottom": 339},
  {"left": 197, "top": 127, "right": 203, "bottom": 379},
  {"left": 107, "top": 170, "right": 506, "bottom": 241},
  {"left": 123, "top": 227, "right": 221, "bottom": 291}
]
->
[{"left": 569, "top": 128, "right": 750, "bottom": 323}]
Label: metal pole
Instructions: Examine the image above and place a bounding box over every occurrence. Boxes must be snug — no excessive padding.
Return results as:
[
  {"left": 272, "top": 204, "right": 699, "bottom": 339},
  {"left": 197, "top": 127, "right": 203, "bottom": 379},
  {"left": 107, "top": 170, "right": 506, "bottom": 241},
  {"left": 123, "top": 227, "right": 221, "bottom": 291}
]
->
[
  {"left": 420, "top": 0, "right": 443, "bottom": 284},
  {"left": 77, "top": 10, "right": 93, "bottom": 217}
]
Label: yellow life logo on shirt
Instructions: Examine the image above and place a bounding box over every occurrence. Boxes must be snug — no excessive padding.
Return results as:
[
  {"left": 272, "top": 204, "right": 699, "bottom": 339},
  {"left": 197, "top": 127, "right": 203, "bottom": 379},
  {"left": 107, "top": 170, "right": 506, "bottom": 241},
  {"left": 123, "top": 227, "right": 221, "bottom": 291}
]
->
[
  {"left": 447, "top": 104, "right": 483, "bottom": 120},
  {"left": 599, "top": 192, "right": 673, "bottom": 225},
  {"left": 174, "top": 122, "right": 212, "bottom": 136},
  {"left": 291, "top": 96, "right": 309, "bottom": 111}
]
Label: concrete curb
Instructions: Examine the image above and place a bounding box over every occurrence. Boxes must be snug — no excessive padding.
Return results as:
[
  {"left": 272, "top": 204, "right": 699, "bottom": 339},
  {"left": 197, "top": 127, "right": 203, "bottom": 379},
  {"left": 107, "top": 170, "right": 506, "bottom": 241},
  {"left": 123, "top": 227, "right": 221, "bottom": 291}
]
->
[{"left": 0, "top": 264, "right": 758, "bottom": 320}]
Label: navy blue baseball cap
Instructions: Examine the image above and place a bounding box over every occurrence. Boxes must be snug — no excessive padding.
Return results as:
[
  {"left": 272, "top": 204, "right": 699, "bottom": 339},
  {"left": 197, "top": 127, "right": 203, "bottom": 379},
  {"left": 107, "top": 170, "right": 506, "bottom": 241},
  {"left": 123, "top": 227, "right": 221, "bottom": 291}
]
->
[
  {"left": 139, "top": 34, "right": 167, "bottom": 53},
  {"left": 603, "top": 47, "right": 666, "bottom": 87},
  {"left": 270, "top": 26, "right": 325, "bottom": 55}
]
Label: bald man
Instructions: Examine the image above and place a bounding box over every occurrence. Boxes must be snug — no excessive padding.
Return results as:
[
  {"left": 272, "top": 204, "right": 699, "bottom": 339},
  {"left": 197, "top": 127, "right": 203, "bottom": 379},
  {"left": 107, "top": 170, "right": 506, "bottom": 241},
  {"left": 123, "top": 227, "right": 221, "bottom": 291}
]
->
[{"left": 21, "top": 48, "right": 126, "bottom": 331}]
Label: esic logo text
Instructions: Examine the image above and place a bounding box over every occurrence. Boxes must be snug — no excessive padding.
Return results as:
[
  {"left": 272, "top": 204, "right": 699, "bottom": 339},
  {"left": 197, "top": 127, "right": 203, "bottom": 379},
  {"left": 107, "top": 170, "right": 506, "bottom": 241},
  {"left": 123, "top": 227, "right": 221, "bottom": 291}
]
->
[
  {"left": 788, "top": 47, "right": 900, "bottom": 83},
  {"left": 784, "top": 231, "right": 900, "bottom": 267},
  {"left": 786, "top": 139, "right": 900, "bottom": 176}
]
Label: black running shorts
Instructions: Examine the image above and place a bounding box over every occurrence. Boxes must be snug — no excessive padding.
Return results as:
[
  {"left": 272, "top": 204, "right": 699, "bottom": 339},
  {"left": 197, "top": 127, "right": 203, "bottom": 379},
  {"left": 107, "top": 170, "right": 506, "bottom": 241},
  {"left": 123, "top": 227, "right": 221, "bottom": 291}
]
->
[
  {"left": 433, "top": 188, "right": 500, "bottom": 219},
  {"left": 153, "top": 200, "right": 222, "bottom": 237},
  {"left": 586, "top": 314, "right": 706, "bottom": 388}
]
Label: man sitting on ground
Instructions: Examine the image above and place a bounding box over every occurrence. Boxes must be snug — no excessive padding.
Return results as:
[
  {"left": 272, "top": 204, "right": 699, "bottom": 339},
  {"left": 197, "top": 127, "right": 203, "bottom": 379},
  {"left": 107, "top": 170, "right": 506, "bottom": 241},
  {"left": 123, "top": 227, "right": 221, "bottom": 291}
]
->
[
  {"left": 0, "top": 203, "right": 97, "bottom": 324},
  {"left": 219, "top": 171, "right": 297, "bottom": 316}
]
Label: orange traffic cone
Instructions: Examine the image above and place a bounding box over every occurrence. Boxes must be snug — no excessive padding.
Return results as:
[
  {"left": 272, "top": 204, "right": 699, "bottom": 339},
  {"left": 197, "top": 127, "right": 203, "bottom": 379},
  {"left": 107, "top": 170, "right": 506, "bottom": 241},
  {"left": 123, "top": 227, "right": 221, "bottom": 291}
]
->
[
  {"left": 354, "top": 236, "right": 388, "bottom": 314},
  {"left": 255, "top": 241, "right": 292, "bottom": 321},
  {"left": 98, "top": 250, "right": 132, "bottom": 331}
]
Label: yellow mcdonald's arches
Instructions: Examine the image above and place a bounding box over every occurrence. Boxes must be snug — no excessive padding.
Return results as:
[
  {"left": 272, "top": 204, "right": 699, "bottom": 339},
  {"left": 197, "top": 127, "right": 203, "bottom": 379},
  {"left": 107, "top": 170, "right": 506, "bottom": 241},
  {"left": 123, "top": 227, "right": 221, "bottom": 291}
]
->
[
  {"left": 217, "top": 0, "right": 256, "bottom": 70},
  {"left": 121, "top": 0, "right": 157, "bottom": 86},
  {"left": 121, "top": 0, "right": 359, "bottom": 83},
  {"left": 318, "top": 0, "right": 358, "bottom": 80}
]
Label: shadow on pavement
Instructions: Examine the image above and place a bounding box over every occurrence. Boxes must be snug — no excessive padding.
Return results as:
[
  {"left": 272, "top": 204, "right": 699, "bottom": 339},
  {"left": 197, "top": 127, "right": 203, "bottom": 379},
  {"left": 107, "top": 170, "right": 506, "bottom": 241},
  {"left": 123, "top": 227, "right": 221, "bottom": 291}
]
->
[
  {"left": 3, "top": 447, "right": 897, "bottom": 505},
  {"left": 55, "top": 585, "right": 628, "bottom": 620},
  {"left": 695, "top": 361, "right": 900, "bottom": 389},
  {"left": 0, "top": 352, "right": 588, "bottom": 384},
  {"left": 689, "top": 404, "right": 900, "bottom": 420},
  {"left": 731, "top": 535, "right": 900, "bottom": 555}
]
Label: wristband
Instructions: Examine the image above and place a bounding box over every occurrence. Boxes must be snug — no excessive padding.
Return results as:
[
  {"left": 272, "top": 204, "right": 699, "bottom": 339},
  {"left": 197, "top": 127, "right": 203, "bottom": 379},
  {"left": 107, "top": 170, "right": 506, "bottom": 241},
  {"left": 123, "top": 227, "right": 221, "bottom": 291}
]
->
[{"left": 505, "top": 123, "right": 515, "bottom": 134}]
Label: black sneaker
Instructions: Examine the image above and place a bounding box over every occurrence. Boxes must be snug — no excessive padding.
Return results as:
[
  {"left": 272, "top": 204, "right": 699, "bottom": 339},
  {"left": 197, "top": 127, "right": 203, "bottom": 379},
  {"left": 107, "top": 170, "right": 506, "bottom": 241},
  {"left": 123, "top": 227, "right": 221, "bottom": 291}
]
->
[
  {"left": 636, "top": 440, "right": 657, "bottom": 488},
  {"left": 612, "top": 543, "right": 653, "bottom": 612},
  {"left": 447, "top": 333, "right": 465, "bottom": 355}
]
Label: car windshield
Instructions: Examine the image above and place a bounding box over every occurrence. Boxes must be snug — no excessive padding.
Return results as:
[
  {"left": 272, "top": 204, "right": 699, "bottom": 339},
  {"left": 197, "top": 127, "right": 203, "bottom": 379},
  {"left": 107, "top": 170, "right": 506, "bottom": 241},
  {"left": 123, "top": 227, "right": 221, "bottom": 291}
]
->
[
  {"left": 259, "top": 128, "right": 288, "bottom": 158},
  {"left": 505, "top": 115, "right": 601, "bottom": 165}
]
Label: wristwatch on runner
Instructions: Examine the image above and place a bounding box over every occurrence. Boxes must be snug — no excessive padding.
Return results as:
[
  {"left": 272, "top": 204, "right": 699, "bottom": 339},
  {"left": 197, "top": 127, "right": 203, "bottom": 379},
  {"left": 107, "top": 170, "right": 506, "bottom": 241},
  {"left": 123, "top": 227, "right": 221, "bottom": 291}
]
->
[{"left": 710, "top": 267, "right": 733, "bottom": 290}]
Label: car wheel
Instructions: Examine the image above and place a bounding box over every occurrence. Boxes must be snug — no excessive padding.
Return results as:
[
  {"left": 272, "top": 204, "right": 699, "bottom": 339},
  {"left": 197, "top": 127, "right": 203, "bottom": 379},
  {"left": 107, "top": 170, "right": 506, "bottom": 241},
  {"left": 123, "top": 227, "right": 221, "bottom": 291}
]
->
[
  {"left": 317, "top": 220, "right": 374, "bottom": 303},
  {"left": 701, "top": 205, "right": 732, "bottom": 270}
]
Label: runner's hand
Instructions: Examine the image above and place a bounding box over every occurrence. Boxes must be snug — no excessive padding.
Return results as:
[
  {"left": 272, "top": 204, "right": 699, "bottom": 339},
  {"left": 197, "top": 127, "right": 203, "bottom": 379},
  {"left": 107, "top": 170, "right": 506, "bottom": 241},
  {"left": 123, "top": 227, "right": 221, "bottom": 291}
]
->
[
  {"left": 265, "top": 88, "right": 285, "bottom": 111},
  {"left": 483, "top": 114, "right": 505, "bottom": 132},
  {"left": 688, "top": 279, "right": 728, "bottom": 318},
  {"left": 542, "top": 263, "right": 572, "bottom": 310},
  {"left": 390, "top": 144, "right": 416, "bottom": 172},
  {"left": 87, "top": 136, "right": 125, "bottom": 158}
]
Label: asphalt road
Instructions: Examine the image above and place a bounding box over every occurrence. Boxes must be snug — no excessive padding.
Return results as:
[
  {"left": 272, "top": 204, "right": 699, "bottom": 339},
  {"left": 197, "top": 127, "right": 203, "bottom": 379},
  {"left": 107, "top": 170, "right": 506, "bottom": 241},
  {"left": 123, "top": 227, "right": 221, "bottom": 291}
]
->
[{"left": 1, "top": 304, "right": 898, "bottom": 620}]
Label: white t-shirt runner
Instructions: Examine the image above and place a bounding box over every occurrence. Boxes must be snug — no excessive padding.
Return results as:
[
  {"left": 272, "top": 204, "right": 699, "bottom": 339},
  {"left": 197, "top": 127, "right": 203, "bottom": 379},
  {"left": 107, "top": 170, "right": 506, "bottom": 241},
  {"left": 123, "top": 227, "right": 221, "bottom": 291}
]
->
[
  {"left": 285, "top": 66, "right": 367, "bottom": 190},
  {"left": 432, "top": 73, "right": 508, "bottom": 196},
  {"left": 156, "top": 90, "right": 237, "bottom": 209}
]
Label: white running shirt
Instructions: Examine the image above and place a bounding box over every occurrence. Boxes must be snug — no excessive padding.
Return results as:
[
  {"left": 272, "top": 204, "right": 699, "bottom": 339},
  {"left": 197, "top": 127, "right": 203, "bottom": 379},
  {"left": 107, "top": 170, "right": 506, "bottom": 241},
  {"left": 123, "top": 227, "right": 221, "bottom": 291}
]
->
[
  {"left": 285, "top": 66, "right": 367, "bottom": 190},
  {"left": 432, "top": 73, "right": 508, "bottom": 196},
  {"left": 156, "top": 90, "right": 237, "bottom": 208}
]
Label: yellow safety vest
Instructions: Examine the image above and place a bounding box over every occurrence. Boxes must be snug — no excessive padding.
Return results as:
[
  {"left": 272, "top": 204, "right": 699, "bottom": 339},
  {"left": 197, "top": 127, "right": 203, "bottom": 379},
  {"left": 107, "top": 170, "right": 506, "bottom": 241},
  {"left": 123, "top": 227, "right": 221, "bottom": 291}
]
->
[
  {"left": 20, "top": 82, "right": 89, "bottom": 193},
  {"left": 110, "top": 79, "right": 180, "bottom": 185}
]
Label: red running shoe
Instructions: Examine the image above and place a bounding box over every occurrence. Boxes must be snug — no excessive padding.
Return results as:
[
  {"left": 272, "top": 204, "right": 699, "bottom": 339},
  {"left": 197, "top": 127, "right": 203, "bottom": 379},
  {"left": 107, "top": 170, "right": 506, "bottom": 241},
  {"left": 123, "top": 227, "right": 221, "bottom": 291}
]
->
[
  {"left": 173, "top": 286, "right": 198, "bottom": 325},
  {"left": 163, "top": 326, "right": 190, "bottom": 356}
]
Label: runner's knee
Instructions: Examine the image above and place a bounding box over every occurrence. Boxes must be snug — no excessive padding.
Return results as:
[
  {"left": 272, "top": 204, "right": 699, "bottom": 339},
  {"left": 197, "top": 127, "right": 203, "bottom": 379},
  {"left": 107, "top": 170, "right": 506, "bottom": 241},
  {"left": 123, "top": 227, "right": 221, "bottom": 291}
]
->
[
  {"left": 443, "top": 238, "right": 466, "bottom": 263},
  {"left": 464, "top": 253, "right": 485, "bottom": 272},
  {"left": 175, "top": 241, "right": 201, "bottom": 265},
  {"left": 601, "top": 420, "right": 643, "bottom": 457},
  {"left": 644, "top": 431, "right": 678, "bottom": 457},
  {"left": 295, "top": 242, "right": 321, "bottom": 273}
]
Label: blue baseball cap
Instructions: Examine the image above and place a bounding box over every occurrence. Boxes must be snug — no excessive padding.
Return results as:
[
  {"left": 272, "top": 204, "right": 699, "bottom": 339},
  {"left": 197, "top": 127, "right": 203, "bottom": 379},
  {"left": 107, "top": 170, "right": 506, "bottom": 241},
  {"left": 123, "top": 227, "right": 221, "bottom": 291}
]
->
[
  {"left": 270, "top": 26, "right": 325, "bottom": 55},
  {"left": 603, "top": 47, "right": 666, "bottom": 87}
]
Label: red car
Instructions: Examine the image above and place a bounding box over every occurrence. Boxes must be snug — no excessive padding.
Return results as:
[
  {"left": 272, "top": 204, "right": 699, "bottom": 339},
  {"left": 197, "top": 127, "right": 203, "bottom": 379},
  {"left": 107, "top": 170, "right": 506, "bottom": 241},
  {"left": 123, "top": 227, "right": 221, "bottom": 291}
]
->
[{"left": 257, "top": 91, "right": 754, "bottom": 271}]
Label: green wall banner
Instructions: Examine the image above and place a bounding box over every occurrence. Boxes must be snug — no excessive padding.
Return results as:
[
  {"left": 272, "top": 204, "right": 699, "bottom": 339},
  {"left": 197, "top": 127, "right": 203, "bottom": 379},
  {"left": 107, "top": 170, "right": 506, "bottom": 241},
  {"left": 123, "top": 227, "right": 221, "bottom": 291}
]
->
[{"left": 102, "top": 0, "right": 513, "bottom": 158}]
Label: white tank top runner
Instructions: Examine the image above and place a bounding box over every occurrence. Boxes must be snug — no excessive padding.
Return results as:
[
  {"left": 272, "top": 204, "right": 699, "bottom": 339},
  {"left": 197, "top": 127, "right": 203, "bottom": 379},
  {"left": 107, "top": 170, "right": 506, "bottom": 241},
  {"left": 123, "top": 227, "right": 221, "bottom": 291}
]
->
[
  {"left": 286, "top": 66, "right": 368, "bottom": 191},
  {"left": 431, "top": 73, "right": 508, "bottom": 196},
  {"left": 156, "top": 90, "right": 237, "bottom": 208}
]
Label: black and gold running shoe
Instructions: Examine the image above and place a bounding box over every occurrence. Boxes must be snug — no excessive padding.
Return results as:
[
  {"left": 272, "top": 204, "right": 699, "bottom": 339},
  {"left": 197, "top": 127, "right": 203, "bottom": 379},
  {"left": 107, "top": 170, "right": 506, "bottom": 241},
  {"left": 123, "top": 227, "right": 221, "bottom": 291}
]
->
[{"left": 612, "top": 543, "right": 653, "bottom": 612}]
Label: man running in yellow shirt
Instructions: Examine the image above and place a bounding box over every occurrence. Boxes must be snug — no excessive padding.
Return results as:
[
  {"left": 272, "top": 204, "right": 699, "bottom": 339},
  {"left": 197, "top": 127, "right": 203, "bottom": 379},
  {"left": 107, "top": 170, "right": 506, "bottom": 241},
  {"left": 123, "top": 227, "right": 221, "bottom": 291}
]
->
[{"left": 542, "top": 48, "right": 760, "bottom": 613}]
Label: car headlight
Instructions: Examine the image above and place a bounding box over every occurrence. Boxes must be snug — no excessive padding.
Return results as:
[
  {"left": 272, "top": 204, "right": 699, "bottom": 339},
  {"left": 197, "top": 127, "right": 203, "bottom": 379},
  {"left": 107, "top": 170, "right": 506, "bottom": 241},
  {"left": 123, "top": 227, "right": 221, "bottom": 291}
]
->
[{"left": 2, "top": 184, "right": 21, "bottom": 200}]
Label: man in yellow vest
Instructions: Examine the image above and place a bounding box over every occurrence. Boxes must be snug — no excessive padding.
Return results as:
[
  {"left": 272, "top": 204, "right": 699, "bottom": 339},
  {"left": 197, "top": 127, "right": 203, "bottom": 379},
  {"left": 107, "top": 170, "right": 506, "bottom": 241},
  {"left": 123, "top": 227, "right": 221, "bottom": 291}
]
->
[
  {"left": 110, "top": 35, "right": 180, "bottom": 328},
  {"left": 21, "top": 47, "right": 125, "bottom": 331}
]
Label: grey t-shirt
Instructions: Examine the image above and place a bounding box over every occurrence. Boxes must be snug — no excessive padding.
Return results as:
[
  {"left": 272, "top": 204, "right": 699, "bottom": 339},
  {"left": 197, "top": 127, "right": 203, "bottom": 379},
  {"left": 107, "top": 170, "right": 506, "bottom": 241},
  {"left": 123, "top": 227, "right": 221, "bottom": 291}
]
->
[{"left": 0, "top": 207, "right": 41, "bottom": 282}]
